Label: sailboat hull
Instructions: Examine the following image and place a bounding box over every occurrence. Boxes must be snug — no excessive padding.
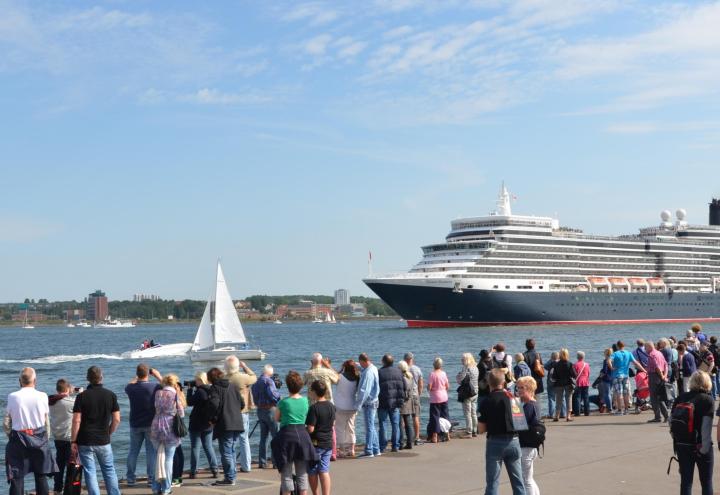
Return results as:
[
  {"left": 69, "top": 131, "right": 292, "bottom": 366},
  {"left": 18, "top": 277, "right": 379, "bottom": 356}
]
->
[{"left": 190, "top": 346, "right": 266, "bottom": 362}]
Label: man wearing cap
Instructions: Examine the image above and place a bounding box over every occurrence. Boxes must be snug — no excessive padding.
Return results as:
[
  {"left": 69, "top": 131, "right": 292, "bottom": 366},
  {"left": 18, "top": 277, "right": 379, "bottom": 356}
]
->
[
  {"left": 403, "top": 352, "right": 424, "bottom": 446},
  {"left": 4, "top": 367, "right": 57, "bottom": 495}
]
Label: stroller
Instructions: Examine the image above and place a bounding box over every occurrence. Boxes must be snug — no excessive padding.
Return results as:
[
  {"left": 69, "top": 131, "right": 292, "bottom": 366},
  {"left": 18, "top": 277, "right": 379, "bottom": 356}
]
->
[{"left": 633, "top": 371, "right": 651, "bottom": 413}]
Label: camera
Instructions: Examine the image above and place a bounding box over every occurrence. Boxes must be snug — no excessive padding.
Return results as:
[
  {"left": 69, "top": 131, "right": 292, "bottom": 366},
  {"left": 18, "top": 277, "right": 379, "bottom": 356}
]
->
[
  {"left": 272, "top": 373, "right": 283, "bottom": 389},
  {"left": 183, "top": 380, "right": 195, "bottom": 388},
  {"left": 73, "top": 387, "right": 82, "bottom": 393}
]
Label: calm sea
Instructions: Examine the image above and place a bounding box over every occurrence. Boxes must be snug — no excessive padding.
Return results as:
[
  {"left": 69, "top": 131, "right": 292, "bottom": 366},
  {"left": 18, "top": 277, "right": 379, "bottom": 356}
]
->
[{"left": 2, "top": 319, "right": 718, "bottom": 479}]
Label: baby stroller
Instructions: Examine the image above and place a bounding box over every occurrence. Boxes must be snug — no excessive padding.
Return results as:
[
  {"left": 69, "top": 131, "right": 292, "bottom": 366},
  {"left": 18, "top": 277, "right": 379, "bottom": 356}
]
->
[{"left": 633, "top": 371, "right": 651, "bottom": 413}]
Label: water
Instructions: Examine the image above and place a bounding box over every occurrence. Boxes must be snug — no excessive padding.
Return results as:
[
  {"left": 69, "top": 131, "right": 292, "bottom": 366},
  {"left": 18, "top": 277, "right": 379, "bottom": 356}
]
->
[{"left": 2, "top": 319, "right": 718, "bottom": 480}]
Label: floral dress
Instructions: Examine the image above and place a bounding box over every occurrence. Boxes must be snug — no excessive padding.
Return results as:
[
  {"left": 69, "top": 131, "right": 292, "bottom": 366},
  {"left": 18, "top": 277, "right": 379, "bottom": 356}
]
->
[{"left": 150, "top": 386, "right": 185, "bottom": 447}]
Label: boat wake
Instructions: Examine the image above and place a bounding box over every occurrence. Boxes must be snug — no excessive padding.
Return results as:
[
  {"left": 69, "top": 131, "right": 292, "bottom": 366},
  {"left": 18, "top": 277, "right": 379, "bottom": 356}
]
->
[{"left": 0, "top": 354, "right": 124, "bottom": 364}]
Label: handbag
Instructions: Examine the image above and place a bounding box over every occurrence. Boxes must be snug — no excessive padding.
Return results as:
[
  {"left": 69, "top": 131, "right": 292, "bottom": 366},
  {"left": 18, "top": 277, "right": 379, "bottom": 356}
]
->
[
  {"left": 533, "top": 354, "right": 545, "bottom": 378},
  {"left": 64, "top": 462, "right": 83, "bottom": 495},
  {"left": 457, "top": 374, "right": 473, "bottom": 402},
  {"left": 505, "top": 390, "right": 528, "bottom": 432},
  {"left": 172, "top": 394, "right": 188, "bottom": 438}
]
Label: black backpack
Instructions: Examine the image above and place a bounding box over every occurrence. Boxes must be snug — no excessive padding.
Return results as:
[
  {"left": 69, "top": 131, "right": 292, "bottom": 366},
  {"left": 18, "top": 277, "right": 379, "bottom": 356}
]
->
[
  {"left": 670, "top": 400, "right": 697, "bottom": 446},
  {"left": 519, "top": 422, "right": 547, "bottom": 452}
]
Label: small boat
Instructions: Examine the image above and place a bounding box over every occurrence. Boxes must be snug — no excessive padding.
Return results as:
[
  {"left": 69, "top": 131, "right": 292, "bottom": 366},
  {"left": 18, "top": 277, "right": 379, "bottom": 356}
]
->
[
  {"left": 22, "top": 309, "right": 34, "bottom": 329},
  {"left": 76, "top": 321, "right": 92, "bottom": 328},
  {"left": 190, "top": 261, "right": 265, "bottom": 362},
  {"left": 587, "top": 276, "right": 609, "bottom": 286},
  {"left": 66, "top": 323, "right": 75, "bottom": 328},
  {"left": 122, "top": 343, "right": 193, "bottom": 359},
  {"left": 95, "top": 319, "right": 136, "bottom": 328},
  {"left": 273, "top": 319, "right": 283, "bottom": 325},
  {"left": 324, "top": 312, "right": 337, "bottom": 324}
]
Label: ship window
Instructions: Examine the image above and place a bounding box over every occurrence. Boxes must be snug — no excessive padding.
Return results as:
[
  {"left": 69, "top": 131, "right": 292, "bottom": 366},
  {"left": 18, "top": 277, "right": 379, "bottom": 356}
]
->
[
  {"left": 493, "top": 285, "right": 499, "bottom": 289},
  {"left": 467, "top": 285, "right": 474, "bottom": 289},
  {"left": 505, "top": 285, "right": 510, "bottom": 289}
]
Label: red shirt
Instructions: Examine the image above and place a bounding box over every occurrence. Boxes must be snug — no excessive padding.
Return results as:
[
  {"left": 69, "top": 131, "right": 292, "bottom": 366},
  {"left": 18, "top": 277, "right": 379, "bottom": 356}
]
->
[
  {"left": 573, "top": 361, "right": 590, "bottom": 387},
  {"left": 645, "top": 348, "right": 668, "bottom": 376}
]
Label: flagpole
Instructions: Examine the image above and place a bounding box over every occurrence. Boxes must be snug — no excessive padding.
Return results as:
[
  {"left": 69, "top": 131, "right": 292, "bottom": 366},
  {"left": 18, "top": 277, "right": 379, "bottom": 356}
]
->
[{"left": 368, "top": 250, "right": 373, "bottom": 277}]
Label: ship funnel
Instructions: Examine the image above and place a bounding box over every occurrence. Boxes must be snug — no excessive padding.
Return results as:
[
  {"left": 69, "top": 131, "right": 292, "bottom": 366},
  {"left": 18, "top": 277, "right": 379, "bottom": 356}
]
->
[{"left": 710, "top": 198, "right": 720, "bottom": 226}]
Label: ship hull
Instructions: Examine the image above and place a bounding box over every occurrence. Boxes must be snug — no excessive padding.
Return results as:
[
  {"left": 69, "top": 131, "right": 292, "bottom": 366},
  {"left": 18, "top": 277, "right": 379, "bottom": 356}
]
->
[{"left": 366, "top": 281, "right": 720, "bottom": 327}]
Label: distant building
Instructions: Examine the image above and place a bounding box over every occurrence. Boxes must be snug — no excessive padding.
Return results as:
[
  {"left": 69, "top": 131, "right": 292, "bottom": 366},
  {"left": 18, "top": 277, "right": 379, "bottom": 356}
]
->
[
  {"left": 276, "top": 302, "right": 333, "bottom": 318},
  {"left": 234, "top": 301, "right": 252, "bottom": 310},
  {"left": 133, "top": 293, "right": 160, "bottom": 302},
  {"left": 64, "top": 309, "right": 86, "bottom": 321},
  {"left": 86, "top": 290, "right": 109, "bottom": 322},
  {"left": 334, "top": 289, "right": 349, "bottom": 306}
]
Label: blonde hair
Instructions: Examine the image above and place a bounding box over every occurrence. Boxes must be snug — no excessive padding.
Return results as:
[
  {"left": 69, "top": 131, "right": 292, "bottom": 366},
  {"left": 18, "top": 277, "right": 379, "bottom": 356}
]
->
[
  {"left": 162, "top": 373, "right": 186, "bottom": 407},
  {"left": 433, "top": 357, "right": 443, "bottom": 370},
  {"left": 604, "top": 348, "right": 612, "bottom": 358},
  {"left": 514, "top": 353, "right": 525, "bottom": 363},
  {"left": 516, "top": 376, "right": 537, "bottom": 397},
  {"left": 397, "top": 360, "right": 412, "bottom": 379},
  {"left": 690, "top": 371, "right": 712, "bottom": 393},
  {"left": 462, "top": 352, "right": 476, "bottom": 367},
  {"left": 559, "top": 348, "right": 570, "bottom": 361},
  {"left": 194, "top": 371, "right": 208, "bottom": 385}
]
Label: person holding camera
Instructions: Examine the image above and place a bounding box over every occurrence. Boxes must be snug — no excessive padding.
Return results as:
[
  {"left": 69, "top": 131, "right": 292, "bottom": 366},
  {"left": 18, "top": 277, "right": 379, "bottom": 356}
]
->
[
  {"left": 224, "top": 356, "right": 257, "bottom": 474},
  {"left": 251, "top": 364, "right": 281, "bottom": 469},
  {"left": 186, "top": 372, "right": 219, "bottom": 479},
  {"left": 49, "top": 379, "right": 82, "bottom": 494},
  {"left": 124, "top": 364, "right": 162, "bottom": 486}
]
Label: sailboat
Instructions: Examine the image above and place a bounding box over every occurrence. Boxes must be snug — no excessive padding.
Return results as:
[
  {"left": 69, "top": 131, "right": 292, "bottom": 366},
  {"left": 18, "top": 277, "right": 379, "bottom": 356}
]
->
[
  {"left": 22, "top": 308, "right": 35, "bottom": 329},
  {"left": 190, "top": 261, "right": 266, "bottom": 362},
  {"left": 324, "top": 312, "right": 337, "bottom": 324}
]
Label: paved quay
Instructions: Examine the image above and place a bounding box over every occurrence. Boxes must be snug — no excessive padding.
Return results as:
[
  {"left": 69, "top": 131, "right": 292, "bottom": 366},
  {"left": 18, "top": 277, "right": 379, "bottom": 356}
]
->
[{"left": 117, "top": 411, "right": 719, "bottom": 495}]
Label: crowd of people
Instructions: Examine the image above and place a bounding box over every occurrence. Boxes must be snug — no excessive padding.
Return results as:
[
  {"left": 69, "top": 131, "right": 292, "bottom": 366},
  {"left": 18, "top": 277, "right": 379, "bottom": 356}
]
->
[{"left": 3, "top": 323, "right": 720, "bottom": 495}]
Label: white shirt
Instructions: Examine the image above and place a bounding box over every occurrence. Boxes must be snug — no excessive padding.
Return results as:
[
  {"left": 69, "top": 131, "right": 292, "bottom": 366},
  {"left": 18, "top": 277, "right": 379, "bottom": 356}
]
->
[
  {"left": 334, "top": 375, "right": 358, "bottom": 411},
  {"left": 6, "top": 387, "right": 49, "bottom": 430}
]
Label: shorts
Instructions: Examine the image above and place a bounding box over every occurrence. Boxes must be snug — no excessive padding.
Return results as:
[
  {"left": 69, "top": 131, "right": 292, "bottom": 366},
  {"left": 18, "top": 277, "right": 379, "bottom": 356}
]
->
[
  {"left": 309, "top": 447, "right": 332, "bottom": 475},
  {"left": 612, "top": 376, "right": 630, "bottom": 396},
  {"left": 411, "top": 397, "right": 421, "bottom": 416}
]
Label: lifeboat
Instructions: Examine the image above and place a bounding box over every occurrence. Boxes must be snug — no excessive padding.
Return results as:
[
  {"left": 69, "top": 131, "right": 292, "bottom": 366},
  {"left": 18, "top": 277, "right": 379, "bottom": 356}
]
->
[
  {"left": 587, "top": 277, "right": 609, "bottom": 286},
  {"left": 628, "top": 278, "right": 647, "bottom": 286},
  {"left": 608, "top": 277, "right": 628, "bottom": 286},
  {"left": 647, "top": 278, "right": 665, "bottom": 287},
  {"left": 575, "top": 284, "right": 589, "bottom": 292}
]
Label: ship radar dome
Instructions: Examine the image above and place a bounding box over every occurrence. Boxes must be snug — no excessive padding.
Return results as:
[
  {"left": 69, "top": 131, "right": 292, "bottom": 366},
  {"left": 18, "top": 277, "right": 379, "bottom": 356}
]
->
[
  {"left": 661, "top": 210, "right": 671, "bottom": 222},
  {"left": 676, "top": 209, "right": 687, "bottom": 221}
]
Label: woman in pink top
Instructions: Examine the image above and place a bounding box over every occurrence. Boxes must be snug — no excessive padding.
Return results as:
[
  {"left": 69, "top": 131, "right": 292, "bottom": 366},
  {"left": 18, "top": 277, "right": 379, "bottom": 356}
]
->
[
  {"left": 572, "top": 351, "right": 591, "bottom": 417},
  {"left": 426, "top": 357, "right": 450, "bottom": 443}
]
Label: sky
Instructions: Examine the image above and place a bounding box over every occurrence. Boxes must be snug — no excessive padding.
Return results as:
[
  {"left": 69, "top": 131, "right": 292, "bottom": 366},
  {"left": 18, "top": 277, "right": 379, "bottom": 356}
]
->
[{"left": 1, "top": 0, "right": 720, "bottom": 302}]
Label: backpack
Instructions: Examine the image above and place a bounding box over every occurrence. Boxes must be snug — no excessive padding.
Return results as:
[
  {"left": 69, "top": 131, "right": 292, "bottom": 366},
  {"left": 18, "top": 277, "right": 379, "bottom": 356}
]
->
[
  {"left": 670, "top": 400, "right": 697, "bottom": 447},
  {"left": 206, "top": 385, "right": 223, "bottom": 424},
  {"left": 519, "top": 422, "right": 547, "bottom": 451}
]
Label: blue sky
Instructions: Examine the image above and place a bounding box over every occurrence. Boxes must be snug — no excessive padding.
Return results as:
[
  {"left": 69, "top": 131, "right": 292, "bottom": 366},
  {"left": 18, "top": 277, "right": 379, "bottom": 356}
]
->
[{"left": 2, "top": 0, "right": 720, "bottom": 301}]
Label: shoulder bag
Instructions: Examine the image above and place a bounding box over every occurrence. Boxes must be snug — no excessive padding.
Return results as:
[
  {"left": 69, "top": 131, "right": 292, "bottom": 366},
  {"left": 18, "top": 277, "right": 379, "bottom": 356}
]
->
[
  {"left": 172, "top": 393, "right": 188, "bottom": 438},
  {"left": 532, "top": 352, "right": 545, "bottom": 378}
]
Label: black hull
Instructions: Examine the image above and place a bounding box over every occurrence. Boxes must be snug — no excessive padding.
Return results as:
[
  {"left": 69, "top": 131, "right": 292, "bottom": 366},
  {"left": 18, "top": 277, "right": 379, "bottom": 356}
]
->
[{"left": 365, "top": 282, "right": 720, "bottom": 327}]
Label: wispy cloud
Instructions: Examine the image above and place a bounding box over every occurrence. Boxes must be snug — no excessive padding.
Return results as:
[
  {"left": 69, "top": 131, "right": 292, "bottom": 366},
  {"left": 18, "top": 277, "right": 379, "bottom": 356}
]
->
[
  {"left": 140, "top": 87, "right": 275, "bottom": 106},
  {"left": 281, "top": 2, "right": 339, "bottom": 25},
  {"left": 303, "top": 34, "right": 333, "bottom": 55}
]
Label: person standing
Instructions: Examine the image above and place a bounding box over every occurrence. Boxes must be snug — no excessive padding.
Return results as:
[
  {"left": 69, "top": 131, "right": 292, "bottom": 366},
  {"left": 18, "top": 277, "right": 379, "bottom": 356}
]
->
[
  {"left": 225, "top": 356, "right": 257, "bottom": 474},
  {"left": 456, "top": 353, "right": 479, "bottom": 438},
  {"left": 124, "top": 363, "right": 162, "bottom": 486},
  {"left": 598, "top": 348, "right": 614, "bottom": 413},
  {"left": 377, "top": 354, "right": 406, "bottom": 453},
  {"left": 707, "top": 336, "right": 720, "bottom": 399},
  {"left": 677, "top": 343, "right": 697, "bottom": 393},
  {"left": 71, "top": 366, "right": 121, "bottom": 495},
  {"left": 208, "top": 367, "right": 245, "bottom": 487},
  {"left": 645, "top": 340, "right": 669, "bottom": 423},
  {"left": 397, "top": 360, "right": 416, "bottom": 449},
  {"left": 334, "top": 360, "right": 359, "bottom": 457},
  {"left": 674, "top": 372, "right": 713, "bottom": 495},
  {"left": 572, "top": 352, "right": 590, "bottom": 417},
  {"left": 4, "top": 367, "right": 57, "bottom": 495},
  {"left": 544, "top": 352, "right": 564, "bottom": 419},
  {"left": 477, "top": 350, "right": 493, "bottom": 414},
  {"left": 478, "top": 369, "right": 527, "bottom": 495},
  {"left": 523, "top": 339, "right": 544, "bottom": 395},
  {"left": 306, "top": 380, "right": 336, "bottom": 495},
  {"left": 186, "top": 371, "right": 219, "bottom": 478},
  {"left": 550, "top": 349, "right": 576, "bottom": 422},
  {"left": 632, "top": 339, "right": 650, "bottom": 369},
  {"left": 354, "top": 353, "right": 380, "bottom": 458},
  {"left": 149, "top": 374, "right": 185, "bottom": 495},
  {"left": 610, "top": 341, "right": 646, "bottom": 415},
  {"left": 404, "top": 352, "right": 424, "bottom": 446},
  {"left": 304, "top": 353, "right": 340, "bottom": 404},
  {"left": 516, "top": 376, "right": 541, "bottom": 495},
  {"left": 426, "top": 358, "right": 450, "bottom": 444},
  {"left": 48, "top": 379, "right": 79, "bottom": 494},
  {"left": 251, "top": 364, "right": 281, "bottom": 469}
]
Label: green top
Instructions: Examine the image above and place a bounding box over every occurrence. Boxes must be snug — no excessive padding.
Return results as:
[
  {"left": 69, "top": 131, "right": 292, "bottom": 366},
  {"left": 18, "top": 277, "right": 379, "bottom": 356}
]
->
[{"left": 278, "top": 396, "right": 309, "bottom": 427}]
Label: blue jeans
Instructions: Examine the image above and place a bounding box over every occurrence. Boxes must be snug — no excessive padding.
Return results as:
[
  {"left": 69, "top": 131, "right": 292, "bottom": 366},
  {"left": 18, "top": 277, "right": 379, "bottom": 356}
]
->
[
  {"left": 600, "top": 381, "right": 613, "bottom": 411},
  {"left": 547, "top": 387, "right": 567, "bottom": 417},
  {"left": 257, "top": 408, "right": 278, "bottom": 467},
  {"left": 362, "top": 405, "right": 380, "bottom": 455},
  {"left": 218, "top": 431, "right": 241, "bottom": 481},
  {"left": 712, "top": 373, "right": 720, "bottom": 400},
  {"left": 377, "top": 407, "right": 401, "bottom": 452},
  {"left": 126, "top": 426, "right": 155, "bottom": 484},
  {"left": 151, "top": 443, "right": 177, "bottom": 495},
  {"left": 78, "top": 444, "right": 121, "bottom": 495},
  {"left": 190, "top": 429, "right": 218, "bottom": 475},
  {"left": 235, "top": 413, "right": 251, "bottom": 472},
  {"left": 572, "top": 386, "right": 590, "bottom": 416},
  {"left": 485, "top": 436, "right": 526, "bottom": 495}
]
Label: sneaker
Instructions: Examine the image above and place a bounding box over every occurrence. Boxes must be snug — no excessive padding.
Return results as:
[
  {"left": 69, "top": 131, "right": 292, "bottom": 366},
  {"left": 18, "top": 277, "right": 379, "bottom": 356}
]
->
[
  {"left": 213, "top": 479, "right": 235, "bottom": 486},
  {"left": 171, "top": 479, "right": 182, "bottom": 487},
  {"left": 647, "top": 418, "right": 662, "bottom": 423},
  {"left": 375, "top": 452, "right": 382, "bottom": 457},
  {"left": 414, "top": 439, "right": 425, "bottom": 446},
  {"left": 357, "top": 453, "right": 375, "bottom": 459}
]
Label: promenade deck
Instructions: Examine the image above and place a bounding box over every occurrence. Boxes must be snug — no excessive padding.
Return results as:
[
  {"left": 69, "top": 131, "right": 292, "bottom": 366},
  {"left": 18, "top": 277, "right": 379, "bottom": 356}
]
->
[{"left": 120, "top": 412, "right": 718, "bottom": 494}]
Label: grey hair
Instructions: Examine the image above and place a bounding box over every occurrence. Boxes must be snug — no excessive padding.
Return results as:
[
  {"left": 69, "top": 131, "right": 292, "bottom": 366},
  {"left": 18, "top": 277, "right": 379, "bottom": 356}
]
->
[
  {"left": 225, "top": 355, "right": 240, "bottom": 373},
  {"left": 576, "top": 351, "right": 585, "bottom": 360},
  {"left": 20, "top": 367, "right": 36, "bottom": 386},
  {"left": 312, "top": 352, "right": 323, "bottom": 364},
  {"left": 433, "top": 357, "right": 443, "bottom": 370},
  {"left": 263, "top": 364, "right": 274, "bottom": 375}
]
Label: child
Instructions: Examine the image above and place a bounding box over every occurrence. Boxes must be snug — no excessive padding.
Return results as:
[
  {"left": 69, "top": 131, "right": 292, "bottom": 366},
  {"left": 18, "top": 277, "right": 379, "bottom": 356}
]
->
[
  {"left": 633, "top": 370, "right": 650, "bottom": 413},
  {"left": 306, "top": 380, "right": 336, "bottom": 495}
]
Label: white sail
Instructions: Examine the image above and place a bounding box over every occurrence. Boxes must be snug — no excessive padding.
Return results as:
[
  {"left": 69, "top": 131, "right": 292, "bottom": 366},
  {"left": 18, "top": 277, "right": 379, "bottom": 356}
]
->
[
  {"left": 331, "top": 313, "right": 336, "bottom": 323},
  {"left": 192, "top": 300, "right": 214, "bottom": 350},
  {"left": 214, "top": 262, "right": 247, "bottom": 344},
  {"left": 324, "top": 312, "right": 331, "bottom": 323}
]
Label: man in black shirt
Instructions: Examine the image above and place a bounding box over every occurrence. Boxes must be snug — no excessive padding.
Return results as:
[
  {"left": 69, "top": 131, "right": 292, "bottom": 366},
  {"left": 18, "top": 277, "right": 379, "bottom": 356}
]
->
[
  {"left": 70, "top": 366, "right": 121, "bottom": 495},
  {"left": 306, "top": 380, "right": 336, "bottom": 495},
  {"left": 478, "top": 369, "right": 526, "bottom": 495}
]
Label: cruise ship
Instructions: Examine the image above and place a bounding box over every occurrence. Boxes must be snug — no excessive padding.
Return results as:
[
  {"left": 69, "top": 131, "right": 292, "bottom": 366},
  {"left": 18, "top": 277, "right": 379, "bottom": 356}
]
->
[{"left": 364, "top": 185, "right": 720, "bottom": 327}]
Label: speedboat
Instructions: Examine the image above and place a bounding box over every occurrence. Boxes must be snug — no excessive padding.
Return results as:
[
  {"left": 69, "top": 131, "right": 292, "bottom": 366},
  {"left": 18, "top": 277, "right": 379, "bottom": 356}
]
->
[
  {"left": 95, "top": 319, "right": 135, "bottom": 328},
  {"left": 76, "top": 321, "right": 92, "bottom": 328},
  {"left": 273, "top": 319, "right": 283, "bottom": 324},
  {"left": 122, "top": 343, "right": 193, "bottom": 359}
]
